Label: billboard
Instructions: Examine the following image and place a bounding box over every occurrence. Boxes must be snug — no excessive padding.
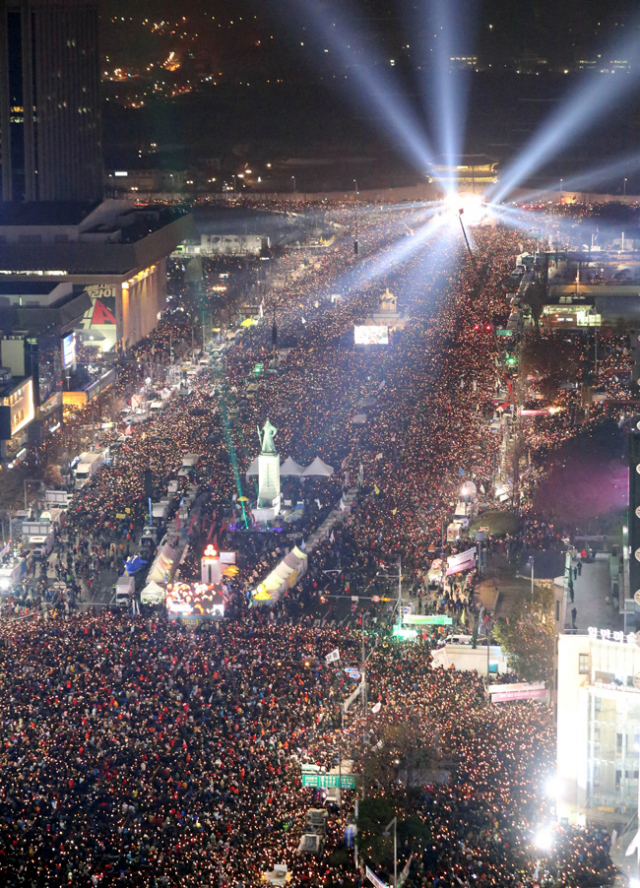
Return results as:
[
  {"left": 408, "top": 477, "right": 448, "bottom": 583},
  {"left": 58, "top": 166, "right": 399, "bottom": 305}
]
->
[
  {"left": 166, "top": 581, "right": 225, "bottom": 623},
  {"left": 354, "top": 325, "right": 389, "bottom": 345},
  {"left": 62, "top": 333, "right": 76, "bottom": 369}
]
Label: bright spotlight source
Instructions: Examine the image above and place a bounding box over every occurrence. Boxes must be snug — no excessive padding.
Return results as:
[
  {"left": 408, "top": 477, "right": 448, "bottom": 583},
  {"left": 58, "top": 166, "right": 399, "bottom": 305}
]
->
[
  {"left": 444, "top": 192, "right": 486, "bottom": 225},
  {"left": 534, "top": 826, "right": 555, "bottom": 853},
  {"left": 630, "top": 878, "right": 640, "bottom": 888},
  {"left": 544, "top": 775, "right": 560, "bottom": 799}
]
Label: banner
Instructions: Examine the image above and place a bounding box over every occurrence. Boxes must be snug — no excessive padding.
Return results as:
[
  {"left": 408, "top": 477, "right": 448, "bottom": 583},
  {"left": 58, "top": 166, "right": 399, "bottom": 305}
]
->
[
  {"left": 366, "top": 867, "right": 388, "bottom": 888},
  {"left": 488, "top": 682, "right": 546, "bottom": 703},
  {"left": 325, "top": 648, "right": 340, "bottom": 664}
]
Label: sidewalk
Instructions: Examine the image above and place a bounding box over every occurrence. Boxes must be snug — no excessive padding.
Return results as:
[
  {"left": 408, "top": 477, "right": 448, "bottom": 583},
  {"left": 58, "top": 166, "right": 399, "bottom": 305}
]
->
[{"left": 567, "top": 554, "right": 622, "bottom": 634}]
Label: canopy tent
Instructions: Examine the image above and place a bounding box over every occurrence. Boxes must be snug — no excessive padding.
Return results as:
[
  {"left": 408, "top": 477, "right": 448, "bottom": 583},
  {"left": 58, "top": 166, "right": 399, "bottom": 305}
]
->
[
  {"left": 147, "top": 544, "right": 178, "bottom": 584},
  {"left": 140, "top": 580, "right": 166, "bottom": 605},
  {"left": 253, "top": 545, "right": 308, "bottom": 605},
  {"left": 302, "top": 457, "right": 334, "bottom": 477},
  {"left": 280, "top": 456, "right": 305, "bottom": 477},
  {"left": 245, "top": 457, "right": 260, "bottom": 478}
]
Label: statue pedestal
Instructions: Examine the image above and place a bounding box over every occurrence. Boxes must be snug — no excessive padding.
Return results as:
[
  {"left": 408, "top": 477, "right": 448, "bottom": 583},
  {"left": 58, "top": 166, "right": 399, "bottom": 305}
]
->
[
  {"left": 252, "top": 497, "right": 282, "bottom": 525},
  {"left": 258, "top": 451, "right": 281, "bottom": 510}
]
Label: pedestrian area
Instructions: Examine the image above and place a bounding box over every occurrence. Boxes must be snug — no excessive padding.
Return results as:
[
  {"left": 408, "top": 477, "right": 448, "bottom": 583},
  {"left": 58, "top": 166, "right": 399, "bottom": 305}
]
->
[{"left": 568, "top": 553, "right": 622, "bottom": 634}]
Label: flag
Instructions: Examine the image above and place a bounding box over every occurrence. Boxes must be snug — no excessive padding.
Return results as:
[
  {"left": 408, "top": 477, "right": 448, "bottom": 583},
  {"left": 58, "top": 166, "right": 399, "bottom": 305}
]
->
[
  {"left": 626, "top": 826, "right": 640, "bottom": 860},
  {"left": 376, "top": 453, "right": 383, "bottom": 460},
  {"left": 124, "top": 424, "right": 132, "bottom": 437},
  {"left": 458, "top": 467, "right": 466, "bottom": 476},
  {"left": 391, "top": 508, "right": 397, "bottom": 515},
  {"left": 371, "top": 701, "right": 382, "bottom": 714},
  {"left": 325, "top": 648, "right": 340, "bottom": 664},
  {"left": 374, "top": 484, "right": 380, "bottom": 495}
]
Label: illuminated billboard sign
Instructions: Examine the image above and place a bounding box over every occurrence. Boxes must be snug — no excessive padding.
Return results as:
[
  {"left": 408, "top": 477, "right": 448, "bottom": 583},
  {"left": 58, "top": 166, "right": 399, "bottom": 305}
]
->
[
  {"left": 354, "top": 325, "right": 389, "bottom": 345},
  {"left": 62, "top": 333, "right": 76, "bottom": 369}
]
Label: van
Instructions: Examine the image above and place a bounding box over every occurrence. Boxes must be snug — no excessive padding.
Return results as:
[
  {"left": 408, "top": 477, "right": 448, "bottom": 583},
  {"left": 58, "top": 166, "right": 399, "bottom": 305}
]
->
[
  {"left": 438, "top": 634, "right": 473, "bottom": 648},
  {"left": 141, "top": 525, "right": 158, "bottom": 549}
]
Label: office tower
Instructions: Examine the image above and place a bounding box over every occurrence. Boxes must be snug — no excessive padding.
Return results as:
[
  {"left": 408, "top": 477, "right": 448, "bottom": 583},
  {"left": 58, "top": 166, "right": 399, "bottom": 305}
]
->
[{"left": 0, "top": 0, "right": 102, "bottom": 202}]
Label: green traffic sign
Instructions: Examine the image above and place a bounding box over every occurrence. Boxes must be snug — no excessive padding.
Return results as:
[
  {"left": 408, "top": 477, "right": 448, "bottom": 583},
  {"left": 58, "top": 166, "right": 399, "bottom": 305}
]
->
[
  {"left": 403, "top": 614, "right": 453, "bottom": 626},
  {"left": 301, "top": 773, "right": 356, "bottom": 789},
  {"left": 496, "top": 328, "right": 513, "bottom": 337}
]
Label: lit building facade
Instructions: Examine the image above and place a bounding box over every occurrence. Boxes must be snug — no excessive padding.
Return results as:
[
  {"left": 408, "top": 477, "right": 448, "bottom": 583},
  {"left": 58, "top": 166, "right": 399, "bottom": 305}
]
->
[
  {"left": 428, "top": 155, "right": 499, "bottom": 194},
  {"left": 557, "top": 631, "right": 640, "bottom": 824},
  {"left": 0, "top": 200, "right": 194, "bottom": 351}
]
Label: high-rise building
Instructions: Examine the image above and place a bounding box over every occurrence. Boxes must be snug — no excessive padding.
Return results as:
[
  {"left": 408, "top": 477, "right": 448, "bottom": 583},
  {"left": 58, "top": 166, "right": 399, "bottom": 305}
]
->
[{"left": 0, "top": 0, "right": 102, "bottom": 202}]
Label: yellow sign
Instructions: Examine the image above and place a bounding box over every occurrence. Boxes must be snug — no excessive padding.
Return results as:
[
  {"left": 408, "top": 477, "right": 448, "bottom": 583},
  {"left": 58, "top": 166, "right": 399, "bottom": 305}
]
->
[
  {"left": 115, "top": 513, "right": 126, "bottom": 519},
  {"left": 125, "top": 508, "right": 131, "bottom": 514}
]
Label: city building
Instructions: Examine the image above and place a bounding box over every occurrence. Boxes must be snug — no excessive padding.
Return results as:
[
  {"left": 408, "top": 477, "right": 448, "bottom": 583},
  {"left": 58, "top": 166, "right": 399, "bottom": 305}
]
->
[
  {"left": 0, "top": 365, "right": 34, "bottom": 462},
  {"left": 0, "top": 200, "right": 194, "bottom": 350},
  {"left": 0, "top": 0, "right": 102, "bottom": 202},
  {"left": 557, "top": 629, "right": 640, "bottom": 825}
]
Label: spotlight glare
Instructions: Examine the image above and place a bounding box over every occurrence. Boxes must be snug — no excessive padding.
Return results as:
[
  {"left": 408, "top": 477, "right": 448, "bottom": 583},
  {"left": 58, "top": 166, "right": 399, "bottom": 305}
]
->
[
  {"left": 444, "top": 192, "right": 487, "bottom": 225},
  {"left": 534, "top": 826, "right": 555, "bottom": 853},
  {"left": 544, "top": 775, "right": 560, "bottom": 799}
]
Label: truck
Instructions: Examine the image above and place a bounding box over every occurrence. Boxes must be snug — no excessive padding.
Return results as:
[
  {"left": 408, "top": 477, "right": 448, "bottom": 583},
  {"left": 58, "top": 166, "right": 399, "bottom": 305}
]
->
[
  {"left": 151, "top": 499, "right": 171, "bottom": 524},
  {"left": 114, "top": 575, "right": 136, "bottom": 608},
  {"left": 74, "top": 450, "right": 106, "bottom": 489},
  {"left": 45, "top": 489, "right": 70, "bottom": 509}
]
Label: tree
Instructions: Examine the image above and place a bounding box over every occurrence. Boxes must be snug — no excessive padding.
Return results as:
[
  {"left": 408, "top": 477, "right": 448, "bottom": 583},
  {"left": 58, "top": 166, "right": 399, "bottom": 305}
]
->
[
  {"left": 523, "top": 280, "right": 546, "bottom": 329},
  {"left": 519, "top": 333, "right": 580, "bottom": 401},
  {"left": 362, "top": 720, "right": 440, "bottom": 795},
  {"left": 492, "top": 581, "right": 555, "bottom": 682},
  {"left": 357, "top": 797, "right": 430, "bottom": 878}
]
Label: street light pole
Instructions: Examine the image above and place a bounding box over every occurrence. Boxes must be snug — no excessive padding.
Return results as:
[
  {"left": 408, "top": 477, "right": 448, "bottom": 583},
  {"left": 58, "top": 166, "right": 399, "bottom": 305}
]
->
[
  {"left": 624, "top": 177, "right": 628, "bottom": 197},
  {"left": 292, "top": 175, "right": 297, "bottom": 193},
  {"left": 384, "top": 817, "right": 398, "bottom": 888}
]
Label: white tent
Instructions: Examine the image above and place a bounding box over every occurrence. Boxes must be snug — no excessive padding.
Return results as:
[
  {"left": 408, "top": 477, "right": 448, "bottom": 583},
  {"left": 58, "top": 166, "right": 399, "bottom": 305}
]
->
[
  {"left": 254, "top": 546, "right": 308, "bottom": 604},
  {"left": 245, "top": 457, "right": 260, "bottom": 477},
  {"left": 147, "top": 544, "right": 178, "bottom": 584},
  {"left": 140, "top": 580, "right": 166, "bottom": 605},
  {"left": 280, "top": 456, "right": 305, "bottom": 477},
  {"left": 302, "top": 457, "right": 334, "bottom": 477}
]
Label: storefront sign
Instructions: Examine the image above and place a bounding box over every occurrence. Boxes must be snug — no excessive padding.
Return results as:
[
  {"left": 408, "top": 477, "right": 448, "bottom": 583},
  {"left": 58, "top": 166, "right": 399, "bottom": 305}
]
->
[{"left": 588, "top": 627, "right": 638, "bottom": 645}]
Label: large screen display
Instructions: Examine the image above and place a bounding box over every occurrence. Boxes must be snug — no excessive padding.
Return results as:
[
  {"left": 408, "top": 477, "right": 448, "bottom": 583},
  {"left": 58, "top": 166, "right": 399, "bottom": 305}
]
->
[
  {"left": 166, "top": 582, "right": 225, "bottom": 622},
  {"left": 62, "top": 333, "right": 76, "bottom": 369},
  {"left": 354, "top": 325, "right": 389, "bottom": 345}
]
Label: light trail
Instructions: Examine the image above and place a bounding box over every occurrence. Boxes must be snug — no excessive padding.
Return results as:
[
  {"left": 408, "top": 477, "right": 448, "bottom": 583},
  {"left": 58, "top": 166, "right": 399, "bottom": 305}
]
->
[
  {"left": 515, "top": 153, "right": 640, "bottom": 204},
  {"left": 282, "top": 0, "right": 436, "bottom": 172},
  {"left": 490, "top": 23, "right": 640, "bottom": 203},
  {"left": 410, "top": 0, "right": 479, "bottom": 192}
]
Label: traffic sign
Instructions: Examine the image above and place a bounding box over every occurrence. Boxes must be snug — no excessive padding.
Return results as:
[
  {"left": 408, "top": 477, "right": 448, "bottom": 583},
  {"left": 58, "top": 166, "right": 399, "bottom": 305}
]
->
[
  {"left": 496, "top": 328, "right": 513, "bottom": 337},
  {"left": 302, "top": 773, "right": 357, "bottom": 789},
  {"left": 403, "top": 614, "right": 453, "bottom": 626},
  {"left": 371, "top": 595, "right": 380, "bottom": 603}
]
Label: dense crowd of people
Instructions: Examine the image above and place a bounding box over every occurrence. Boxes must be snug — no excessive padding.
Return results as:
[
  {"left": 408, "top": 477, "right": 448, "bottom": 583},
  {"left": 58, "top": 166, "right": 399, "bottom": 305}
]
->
[{"left": 0, "top": 199, "right": 620, "bottom": 886}]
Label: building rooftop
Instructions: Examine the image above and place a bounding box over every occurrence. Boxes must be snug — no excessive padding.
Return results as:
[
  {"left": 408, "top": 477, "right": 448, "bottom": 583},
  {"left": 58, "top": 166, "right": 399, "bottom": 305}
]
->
[{"left": 0, "top": 202, "right": 98, "bottom": 227}]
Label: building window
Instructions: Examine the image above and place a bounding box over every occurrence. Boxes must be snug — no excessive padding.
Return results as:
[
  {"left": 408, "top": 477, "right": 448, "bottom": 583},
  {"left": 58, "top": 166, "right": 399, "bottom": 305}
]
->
[{"left": 579, "top": 653, "right": 589, "bottom": 674}]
